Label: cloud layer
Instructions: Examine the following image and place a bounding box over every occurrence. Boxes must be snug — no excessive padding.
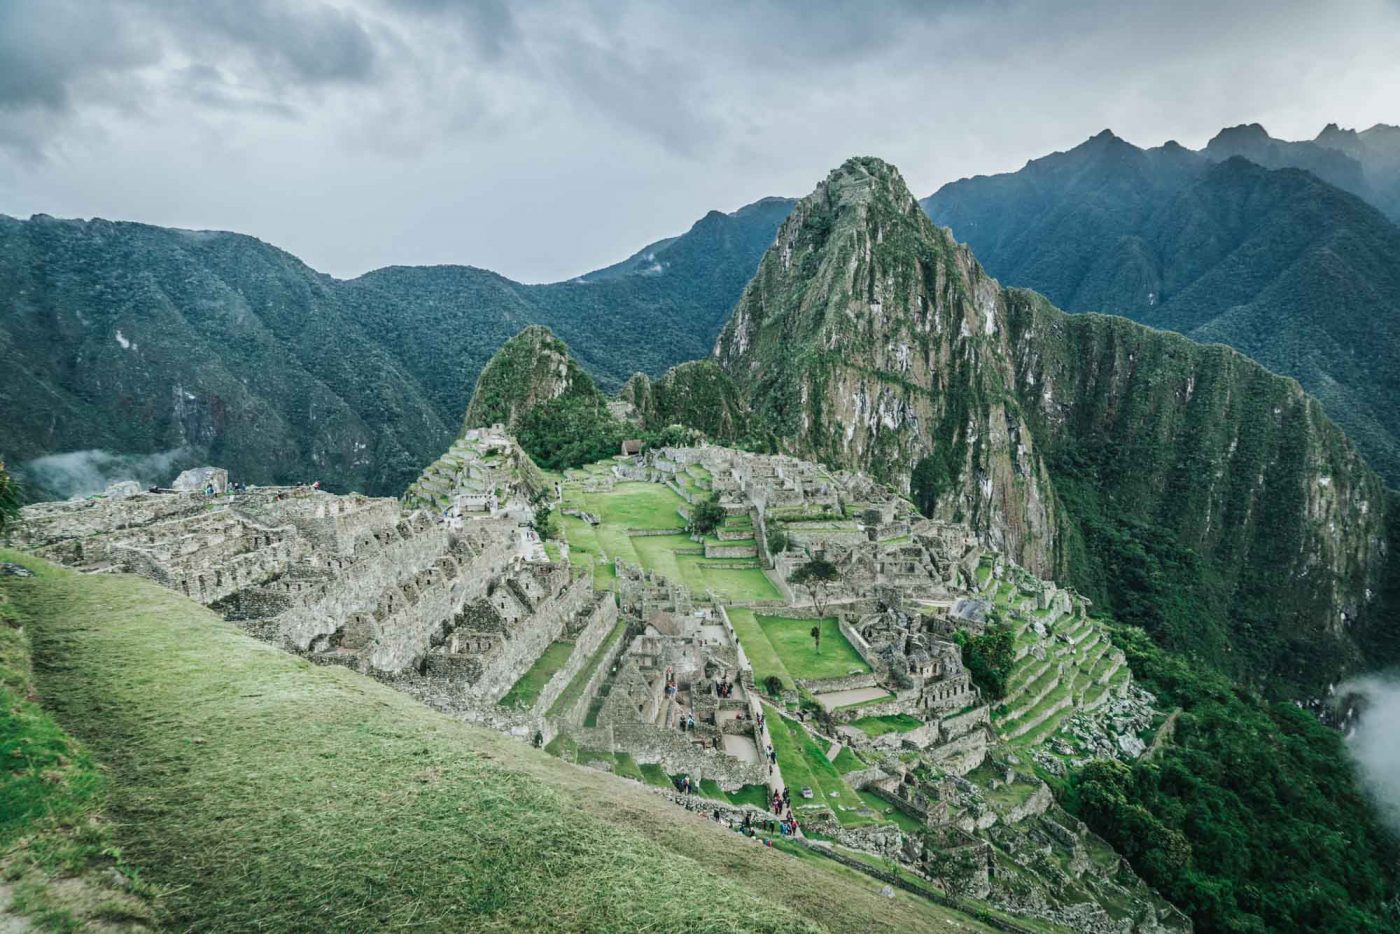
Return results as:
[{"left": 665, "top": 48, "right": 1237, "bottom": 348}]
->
[
  {"left": 1337, "top": 675, "right": 1400, "bottom": 836},
  {"left": 2, "top": 0, "right": 1399, "bottom": 281}
]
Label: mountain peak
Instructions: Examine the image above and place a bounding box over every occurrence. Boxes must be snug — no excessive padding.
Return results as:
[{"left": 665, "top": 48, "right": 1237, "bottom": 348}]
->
[
  {"left": 1212, "top": 122, "right": 1271, "bottom": 141},
  {"left": 462, "top": 324, "right": 600, "bottom": 434}
]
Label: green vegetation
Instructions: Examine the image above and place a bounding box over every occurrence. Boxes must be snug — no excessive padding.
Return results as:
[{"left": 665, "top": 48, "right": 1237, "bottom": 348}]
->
[
  {"left": 0, "top": 581, "right": 153, "bottom": 929},
  {"left": 0, "top": 461, "right": 19, "bottom": 532},
  {"left": 1059, "top": 624, "right": 1400, "bottom": 934},
  {"left": 850, "top": 714, "right": 923, "bottom": 737},
  {"left": 831, "top": 745, "right": 865, "bottom": 774},
  {"left": 788, "top": 557, "right": 840, "bottom": 617},
  {"left": 498, "top": 640, "right": 575, "bottom": 709},
  {"left": 727, "top": 607, "right": 795, "bottom": 691},
  {"left": 548, "top": 619, "right": 626, "bottom": 718},
  {"left": 687, "top": 495, "right": 726, "bottom": 536},
  {"left": 924, "top": 138, "right": 1400, "bottom": 485},
  {"left": 518, "top": 393, "right": 628, "bottom": 470},
  {"left": 953, "top": 621, "right": 1015, "bottom": 699},
  {"left": 1, "top": 550, "right": 992, "bottom": 932},
  {"left": 622, "top": 360, "right": 769, "bottom": 447},
  {"left": 559, "top": 477, "right": 780, "bottom": 602},
  {"left": 755, "top": 615, "right": 867, "bottom": 682},
  {"left": 764, "top": 711, "right": 872, "bottom": 828}
]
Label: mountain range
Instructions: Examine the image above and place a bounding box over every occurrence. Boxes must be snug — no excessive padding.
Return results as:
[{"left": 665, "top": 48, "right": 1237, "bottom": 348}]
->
[
  {"left": 711, "top": 156, "right": 1394, "bottom": 697},
  {"left": 0, "top": 196, "right": 792, "bottom": 498},
  {"left": 923, "top": 124, "right": 1400, "bottom": 484}
]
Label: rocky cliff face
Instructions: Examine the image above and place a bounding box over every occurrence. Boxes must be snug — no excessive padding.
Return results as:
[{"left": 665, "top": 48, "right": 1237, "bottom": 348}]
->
[
  {"left": 717, "top": 157, "right": 1394, "bottom": 692},
  {"left": 463, "top": 325, "right": 601, "bottom": 433},
  {"left": 715, "top": 157, "right": 1058, "bottom": 574}
]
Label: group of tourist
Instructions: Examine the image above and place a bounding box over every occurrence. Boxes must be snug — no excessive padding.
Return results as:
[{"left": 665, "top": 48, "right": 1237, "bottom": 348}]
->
[{"left": 715, "top": 677, "right": 736, "bottom": 699}]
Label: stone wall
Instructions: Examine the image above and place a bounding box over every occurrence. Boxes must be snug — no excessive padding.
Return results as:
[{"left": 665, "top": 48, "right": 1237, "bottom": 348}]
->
[
  {"left": 566, "top": 721, "right": 769, "bottom": 789},
  {"left": 552, "top": 619, "right": 631, "bottom": 726},
  {"left": 532, "top": 596, "right": 618, "bottom": 715},
  {"left": 468, "top": 574, "right": 595, "bottom": 704}
]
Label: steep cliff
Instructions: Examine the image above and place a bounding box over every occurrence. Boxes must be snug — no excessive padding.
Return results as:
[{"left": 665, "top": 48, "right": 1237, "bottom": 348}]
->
[
  {"left": 921, "top": 135, "right": 1400, "bottom": 485},
  {"left": 715, "top": 158, "right": 1058, "bottom": 573},
  {"left": 717, "top": 157, "right": 1394, "bottom": 692}
]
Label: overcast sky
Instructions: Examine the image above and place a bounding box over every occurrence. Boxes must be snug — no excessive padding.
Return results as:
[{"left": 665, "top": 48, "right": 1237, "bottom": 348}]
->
[{"left": 2, "top": 0, "right": 1398, "bottom": 283}]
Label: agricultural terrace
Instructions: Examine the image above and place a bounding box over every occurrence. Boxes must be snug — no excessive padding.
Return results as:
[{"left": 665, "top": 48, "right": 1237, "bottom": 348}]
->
[{"left": 558, "top": 468, "right": 780, "bottom": 603}]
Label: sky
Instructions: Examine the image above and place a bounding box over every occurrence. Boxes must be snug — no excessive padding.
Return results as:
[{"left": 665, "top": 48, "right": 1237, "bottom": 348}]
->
[{"left": 2, "top": 0, "right": 1399, "bottom": 283}]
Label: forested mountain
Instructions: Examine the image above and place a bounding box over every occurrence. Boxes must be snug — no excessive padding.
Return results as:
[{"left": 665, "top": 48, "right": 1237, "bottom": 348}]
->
[
  {"left": 0, "top": 214, "right": 450, "bottom": 498},
  {"left": 0, "top": 197, "right": 791, "bottom": 498},
  {"left": 923, "top": 130, "right": 1400, "bottom": 483},
  {"left": 718, "top": 156, "right": 1395, "bottom": 697},
  {"left": 1205, "top": 121, "right": 1400, "bottom": 221}
]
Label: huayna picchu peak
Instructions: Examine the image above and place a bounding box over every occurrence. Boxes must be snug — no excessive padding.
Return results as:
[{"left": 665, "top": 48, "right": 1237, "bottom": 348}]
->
[
  {"left": 4, "top": 9, "right": 1400, "bottom": 927},
  {"left": 717, "top": 156, "right": 1394, "bottom": 700}
]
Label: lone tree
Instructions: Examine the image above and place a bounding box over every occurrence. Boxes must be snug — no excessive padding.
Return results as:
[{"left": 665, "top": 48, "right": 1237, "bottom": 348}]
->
[
  {"left": 789, "top": 557, "right": 839, "bottom": 617},
  {"left": 809, "top": 624, "right": 822, "bottom": 654},
  {"left": 530, "top": 489, "right": 556, "bottom": 540},
  {"left": 689, "top": 494, "right": 725, "bottom": 537}
]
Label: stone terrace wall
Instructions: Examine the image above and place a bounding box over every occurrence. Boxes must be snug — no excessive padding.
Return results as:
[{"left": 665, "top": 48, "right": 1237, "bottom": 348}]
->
[
  {"left": 532, "top": 596, "right": 619, "bottom": 716},
  {"left": 467, "top": 575, "right": 596, "bottom": 704}
]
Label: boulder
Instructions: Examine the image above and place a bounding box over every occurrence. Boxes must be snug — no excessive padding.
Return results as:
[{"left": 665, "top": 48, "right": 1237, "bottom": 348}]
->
[
  {"left": 172, "top": 467, "right": 228, "bottom": 494},
  {"left": 104, "top": 480, "right": 144, "bottom": 500}
]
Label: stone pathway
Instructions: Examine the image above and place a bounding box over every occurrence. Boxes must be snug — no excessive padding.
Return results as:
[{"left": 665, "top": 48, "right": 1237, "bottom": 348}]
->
[{"left": 824, "top": 740, "right": 843, "bottom": 763}]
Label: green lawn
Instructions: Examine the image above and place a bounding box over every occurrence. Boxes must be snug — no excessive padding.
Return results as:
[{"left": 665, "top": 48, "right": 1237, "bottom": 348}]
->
[
  {"left": 499, "top": 640, "right": 575, "bottom": 709},
  {"left": 855, "top": 791, "right": 926, "bottom": 833},
  {"left": 766, "top": 710, "right": 873, "bottom": 828},
  {"left": 832, "top": 746, "right": 866, "bottom": 774},
  {"left": 756, "top": 615, "right": 868, "bottom": 681},
  {"left": 850, "top": 714, "right": 924, "bottom": 737},
  {"left": 560, "top": 471, "right": 781, "bottom": 603},
  {"left": 727, "top": 606, "right": 796, "bottom": 691},
  {"left": 1, "top": 550, "right": 992, "bottom": 933}
]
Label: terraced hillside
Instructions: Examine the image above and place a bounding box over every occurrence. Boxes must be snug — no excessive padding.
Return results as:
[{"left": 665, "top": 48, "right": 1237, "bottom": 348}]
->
[
  {"left": 557, "top": 463, "right": 781, "bottom": 603},
  {"left": 970, "top": 558, "right": 1135, "bottom": 760}
]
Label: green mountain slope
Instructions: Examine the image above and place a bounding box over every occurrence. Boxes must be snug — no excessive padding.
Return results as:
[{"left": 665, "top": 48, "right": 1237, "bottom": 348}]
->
[
  {"left": 0, "top": 215, "right": 451, "bottom": 498},
  {"left": 718, "top": 156, "right": 1394, "bottom": 695},
  {"left": 922, "top": 133, "right": 1400, "bottom": 484},
  {"left": 463, "top": 324, "right": 603, "bottom": 432},
  {"left": 0, "top": 198, "right": 791, "bottom": 499},
  {"left": 1205, "top": 121, "right": 1400, "bottom": 221},
  {"left": 0, "top": 550, "right": 990, "bottom": 932}
]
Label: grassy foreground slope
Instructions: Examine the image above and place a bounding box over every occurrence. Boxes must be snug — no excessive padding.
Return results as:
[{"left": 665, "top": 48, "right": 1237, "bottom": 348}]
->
[{"left": 0, "top": 551, "right": 991, "bottom": 933}]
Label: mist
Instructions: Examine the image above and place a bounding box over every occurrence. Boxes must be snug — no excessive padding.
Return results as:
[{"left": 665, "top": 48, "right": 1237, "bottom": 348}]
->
[
  {"left": 1337, "top": 674, "right": 1400, "bottom": 836},
  {"left": 19, "top": 447, "right": 193, "bottom": 500}
]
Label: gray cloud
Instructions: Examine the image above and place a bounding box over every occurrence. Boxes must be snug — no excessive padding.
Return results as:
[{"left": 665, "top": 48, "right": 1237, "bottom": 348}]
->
[
  {"left": 0, "top": 1, "right": 157, "bottom": 112},
  {"left": 1337, "top": 675, "right": 1400, "bottom": 836},
  {"left": 1, "top": 0, "right": 1398, "bottom": 281},
  {"left": 19, "top": 448, "right": 194, "bottom": 500}
]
